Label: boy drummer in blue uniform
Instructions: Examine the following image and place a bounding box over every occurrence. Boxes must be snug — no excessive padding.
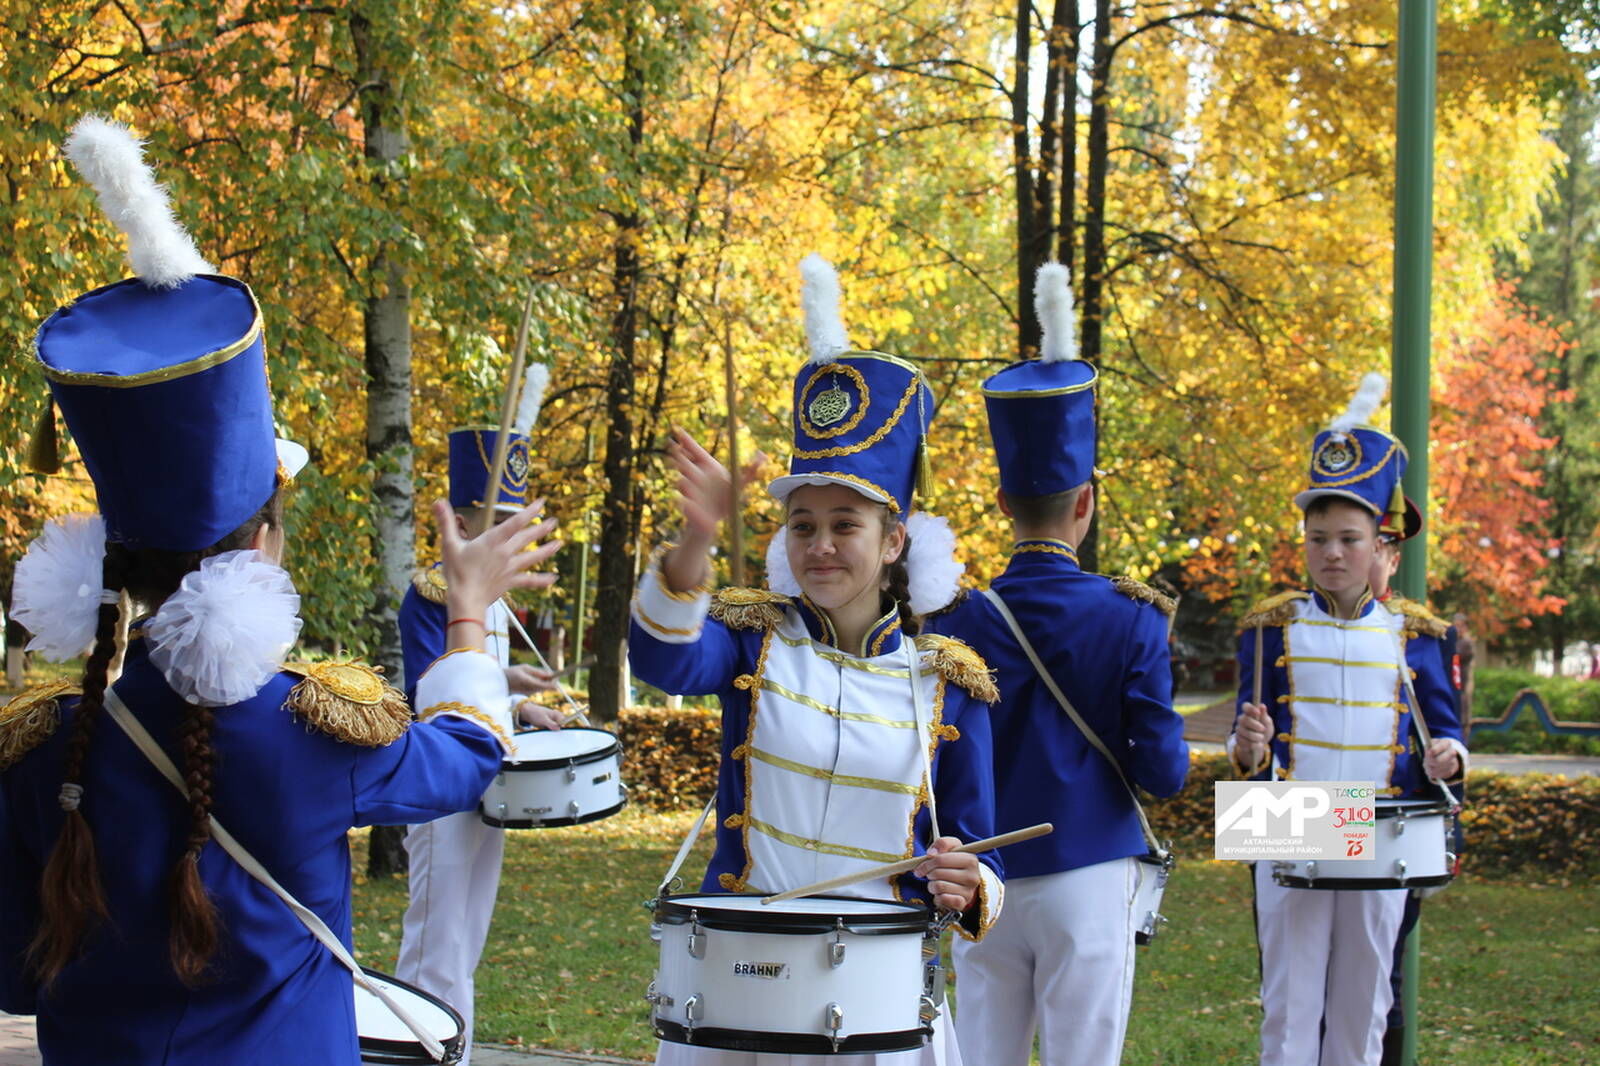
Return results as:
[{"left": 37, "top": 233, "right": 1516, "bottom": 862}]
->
[
  {"left": 396, "top": 394, "right": 566, "bottom": 1065},
  {"left": 1230, "top": 373, "right": 1467, "bottom": 1066},
  {"left": 926, "top": 263, "right": 1189, "bottom": 1066}
]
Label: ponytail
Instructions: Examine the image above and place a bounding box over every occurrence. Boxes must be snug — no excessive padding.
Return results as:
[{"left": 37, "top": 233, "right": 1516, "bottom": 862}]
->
[{"left": 882, "top": 519, "right": 919, "bottom": 637}]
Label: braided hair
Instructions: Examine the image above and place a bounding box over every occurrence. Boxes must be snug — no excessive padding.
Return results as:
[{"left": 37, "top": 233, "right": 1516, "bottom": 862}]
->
[
  {"left": 29, "top": 490, "right": 282, "bottom": 987},
  {"left": 879, "top": 511, "right": 918, "bottom": 636}
]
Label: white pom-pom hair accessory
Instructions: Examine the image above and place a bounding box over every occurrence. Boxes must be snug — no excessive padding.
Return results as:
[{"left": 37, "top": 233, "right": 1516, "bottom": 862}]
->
[
  {"left": 1034, "top": 262, "right": 1077, "bottom": 364},
  {"left": 1329, "top": 372, "right": 1388, "bottom": 437},
  {"left": 11, "top": 514, "right": 110, "bottom": 661},
  {"left": 63, "top": 115, "right": 213, "bottom": 289},
  {"left": 145, "top": 550, "right": 302, "bottom": 707},
  {"left": 513, "top": 362, "right": 550, "bottom": 436},
  {"left": 763, "top": 511, "right": 965, "bottom": 616},
  {"left": 800, "top": 254, "right": 850, "bottom": 364}
]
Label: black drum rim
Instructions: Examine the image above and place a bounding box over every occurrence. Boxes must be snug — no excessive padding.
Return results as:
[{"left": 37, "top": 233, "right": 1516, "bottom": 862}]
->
[
  {"left": 478, "top": 797, "right": 627, "bottom": 829},
  {"left": 1272, "top": 873, "right": 1454, "bottom": 890},
  {"left": 500, "top": 727, "right": 622, "bottom": 771},
  {"left": 654, "top": 1019, "right": 930, "bottom": 1054},
  {"left": 357, "top": 967, "right": 465, "bottom": 1064},
  {"left": 654, "top": 892, "right": 932, "bottom": 936}
]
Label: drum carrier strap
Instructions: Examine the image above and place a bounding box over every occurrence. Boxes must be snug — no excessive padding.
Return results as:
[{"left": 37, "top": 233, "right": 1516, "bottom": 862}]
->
[
  {"left": 102, "top": 688, "right": 450, "bottom": 1062},
  {"left": 980, "top": 588, "right": 1169, "bottom": 863}
]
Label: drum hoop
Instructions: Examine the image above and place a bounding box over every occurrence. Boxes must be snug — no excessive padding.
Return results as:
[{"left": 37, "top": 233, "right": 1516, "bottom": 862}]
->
[
  {"left": 653, "top": 1019, "right": 930, "bottom": 1055},
  {"left": 1272, "top": 873, "right": 1455, "bottom": 891},
  {"left": 503, "top": 728, "right": 621, "bottom": 771},
  {"left": 356, "top": 967, "right": 464, "bottom": 1063},
  {"left": 1374, "top": 800, "right": 1454, "bottom": 819},
  {"left": 654, "top": 892, "right": 931, "bottom": 936},
  {"left": 479, "top": 797, "right": 627, "bottom": 829}
]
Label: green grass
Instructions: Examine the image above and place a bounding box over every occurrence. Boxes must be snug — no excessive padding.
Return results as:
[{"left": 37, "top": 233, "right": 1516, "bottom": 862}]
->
[{"left": 351, "top": 810, "right": 1600, "bottom": 1064}]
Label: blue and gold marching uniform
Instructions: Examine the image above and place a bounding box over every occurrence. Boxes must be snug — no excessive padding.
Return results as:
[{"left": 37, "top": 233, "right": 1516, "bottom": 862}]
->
[
  {"left": 929, "top": 263, "right": 1188, "bottom": 1066},
  {"left": 0, "top": 118, "right": 512, "bottom": 1066},
  {"left": 632, "top": 257, "right": 1002, "bottom": 1066},
  {"left": 1232, "top": 378, "right": 1467, "bottom": 1066}
]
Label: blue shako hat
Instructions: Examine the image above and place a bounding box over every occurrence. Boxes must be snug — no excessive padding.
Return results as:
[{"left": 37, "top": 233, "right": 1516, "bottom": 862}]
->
[
  {"left": 983, "top": 262, "right": 1097, "bottom": 497},
  {"left": 767, "top": 255, "right": 933, "bottom": 515},
  {"left": 448, "top": 427, "right": 532, "bottom": 513},
  {"left": 1292, "top": 372, "right": 1419, "bottom": 539},
  {"left": 33, "top": 118, "right": 301, "bottom": 553}
]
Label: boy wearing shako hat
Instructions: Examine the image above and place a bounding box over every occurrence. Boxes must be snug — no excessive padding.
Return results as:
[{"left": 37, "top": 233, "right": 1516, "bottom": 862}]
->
[
  {"left": 924, "top": 263, "right": 1189, "bottom": 1066},
  {"left": 1, "top": 117, "right": 557, "bottom": 1065},
  {"left": 629, "top": 255, "right": 1003, "bottom": 1065},
  {"left": 1230, "top": 373, "right": 1467, "bottom": 1066},
  {"left": 395, "top": 377, "right": 566, "bottom": 1065}
]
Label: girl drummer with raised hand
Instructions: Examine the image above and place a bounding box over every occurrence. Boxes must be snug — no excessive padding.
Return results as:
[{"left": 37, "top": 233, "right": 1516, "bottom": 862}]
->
[
  {"left": 630, "top": 254, "right": 1003, "bottom": 1065},
  {"left": 0, "top": 117, "right": 561, "bottom": 1066}
]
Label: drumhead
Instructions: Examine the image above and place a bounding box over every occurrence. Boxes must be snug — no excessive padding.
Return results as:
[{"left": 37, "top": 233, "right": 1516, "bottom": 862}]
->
[
  {"left": 655, "top": 892, "right": 930, "bottom": 935},
  {"left": 504, "top": 727, "right": 620, "bottom": 769},
  {"left": 355, "top": 969, "right": 463, "bottom": 1065}
]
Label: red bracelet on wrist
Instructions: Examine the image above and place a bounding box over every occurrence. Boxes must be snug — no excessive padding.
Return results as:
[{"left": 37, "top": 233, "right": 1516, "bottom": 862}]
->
[{"left": 447, "top": 617, "right": 486, "bottom": 629}]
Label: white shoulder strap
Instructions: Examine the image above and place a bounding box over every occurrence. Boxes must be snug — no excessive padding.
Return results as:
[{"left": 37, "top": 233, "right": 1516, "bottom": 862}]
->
[
  {"left": 979, "top": 587, "right": 1166, "bottom": 860},
  {"left": 102, "top": 688, "right": 448, "bottom": 1062}
]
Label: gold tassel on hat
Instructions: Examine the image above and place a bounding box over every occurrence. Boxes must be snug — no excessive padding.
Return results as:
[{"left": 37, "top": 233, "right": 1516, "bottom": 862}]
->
[
  {"left": 1382, "top": 481, "right": 1407, "bottom": 536},
  {"left": 28, "top": 400, "right": 59, "bottom": 475}
]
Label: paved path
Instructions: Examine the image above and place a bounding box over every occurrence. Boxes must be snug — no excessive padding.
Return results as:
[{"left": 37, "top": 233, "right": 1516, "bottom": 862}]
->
[{"left": 0, "top": 1012, "right": 644, "bottom": 1066}]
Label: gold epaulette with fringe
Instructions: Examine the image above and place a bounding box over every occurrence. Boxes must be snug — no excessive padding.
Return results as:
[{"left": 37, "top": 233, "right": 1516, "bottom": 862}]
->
[
  {"left": 710, "top": 588, "right": 791, "bottom": 631},
  {"left": 0, "top": 680, "right": 78, "bottom": 770},
  {"left": 1111, "top": 575, "right": 1177, "bottom": 617},
  {"left": 914, "top": 634, "right": 1000, "bottom": 703},
  {"left": 1387, "top": 596, "right": 1450, "bottom": 640},
  {"left": 281, "top": 662, "right": 411, "bottom": 747},
  {"left": 411, "top": 563, "right": 447, "bottom": 606},
  {"left": 1240, "top": 590, "right": 1310, "bottom": 630}
]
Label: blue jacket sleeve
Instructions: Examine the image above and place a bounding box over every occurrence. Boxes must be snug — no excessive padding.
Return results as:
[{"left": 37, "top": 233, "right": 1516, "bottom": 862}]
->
[
  {"left": 399, "top": 587, "right": 447, "bottom": 707},
  {"left": 1407, "top": 633, "right": 1464, "bottom": 746},
  {"left": 1122, "top": 606, "right": 1188, "bottom": 798},
  {"left": 628, "top": 616, "right": 746, "bottom": 696}
]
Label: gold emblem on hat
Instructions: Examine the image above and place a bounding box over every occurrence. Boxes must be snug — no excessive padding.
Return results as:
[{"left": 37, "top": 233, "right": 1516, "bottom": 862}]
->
[
  {"left": 808, "top": 380, "right": 852, "bottom": 428},
  {"left": 507, "top": 441, "right": 530, "bottom": 482},
  {"left": 1314, "top": 434, "right": 1360, "bottom": 477}
]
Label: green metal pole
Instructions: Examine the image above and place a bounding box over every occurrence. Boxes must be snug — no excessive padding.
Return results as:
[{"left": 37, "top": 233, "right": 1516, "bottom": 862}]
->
[{"left": 1392, "top": 1, "right": 1436, "bottom": 1063}]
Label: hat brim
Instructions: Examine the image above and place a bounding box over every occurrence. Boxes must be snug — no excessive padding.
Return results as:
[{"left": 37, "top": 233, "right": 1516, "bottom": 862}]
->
[
  {"left": 1394, "top": 496, "right": 1423, "bottom": 541},
  {"left": 275, "top": 439, "right": 309, "bottom": 481},
  {"left": 768, "top": 473, "right": 891, "bottom": 507},
  {"left": 1292, "top": 487, "right": 1381, "bottom": 516}
]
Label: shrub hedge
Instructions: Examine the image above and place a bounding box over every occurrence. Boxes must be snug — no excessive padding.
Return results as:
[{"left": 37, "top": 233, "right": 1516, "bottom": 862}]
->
[
  {"left": 617, "top": 711, "right": 1600, "bottom": 878},
  {"left": 1468, "top": 667, "right": 1600, "bottom": 756}
]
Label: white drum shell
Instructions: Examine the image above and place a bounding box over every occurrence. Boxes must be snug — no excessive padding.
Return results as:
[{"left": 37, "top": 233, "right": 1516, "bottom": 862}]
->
[
  {"left": 354, "top": 969, "right": 464, "bottom": 1065},
  {"left": 479, "top": 727, "right": 626, "bottom": 829},
  {"left": 651, "top": 896, "right": 929, "bottom": 1052},
  {"left": 1273, "top": 800, "right": 1454, "bottom": 890}
]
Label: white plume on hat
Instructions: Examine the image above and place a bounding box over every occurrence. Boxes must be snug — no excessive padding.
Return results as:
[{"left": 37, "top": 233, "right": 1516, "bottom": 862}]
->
[
  {"left": 513, "top": 362, "right": 550, "bottom": 436},
  {"left": 63, "top": 116, "right": 212, "bottom": 289},
  {"left": 800, "top": 253, "right": 850, "bottom": 364},
  {"left": 1329, "top": 372, "right": 1388, "bottom": 436},
  {"left": 1034, "top": 261, "right": 1077, "bottom": 364}
]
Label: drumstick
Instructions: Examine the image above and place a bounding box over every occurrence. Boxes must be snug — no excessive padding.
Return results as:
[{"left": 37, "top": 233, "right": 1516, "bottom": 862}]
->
[
  {"left": 1252, "top": 625, "right": 1264, "bottom": 708},
  {"left": 500, "top": 599, "right": 591, "bottom": 727},
  {"left": 479, "top": 287, "right": 539, "bottom": 537},
  {"left": 760, "top": 823, "right": 1053, "bottom": 905}
]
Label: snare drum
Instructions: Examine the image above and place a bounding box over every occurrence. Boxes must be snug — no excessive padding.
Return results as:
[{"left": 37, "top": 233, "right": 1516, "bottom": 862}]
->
[
  {"left": 648, "top": 893, "right": 937, "bottom": 1055},
  {"left": 479, "top": 727, "right": 626, "bottom": 828},
  {"left": 1133, "top": 852, "right": 1172, "bottom": 945},
  {"left": 355, "top": 968, "right": 465, "bottom": 1065},
  {"left": 1272, "top": 798, "right": 1457, "bottom": 890}
]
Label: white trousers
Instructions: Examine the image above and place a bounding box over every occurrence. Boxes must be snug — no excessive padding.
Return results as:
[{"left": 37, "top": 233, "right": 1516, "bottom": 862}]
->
[
  {"left": 1252, "top": 862, "right": 1406, "bottom": 1066},
  {"left": 395, "top": 811, "right": 506, "bottom": 1066},
  {"left": 950, "top": 858, "right": 1139, "bottom": 1066},
  {"left": 653, "top": 1004, "right": 961, "bottom": 1066}
]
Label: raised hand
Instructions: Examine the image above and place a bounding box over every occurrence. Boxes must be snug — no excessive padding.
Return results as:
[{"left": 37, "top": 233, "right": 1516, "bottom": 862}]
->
[
  {"left": 662, "top": 428, "right": 734, "bottom": 593},
  {"left": 436, "top": 499, "right": 561, "bottom": 650}
]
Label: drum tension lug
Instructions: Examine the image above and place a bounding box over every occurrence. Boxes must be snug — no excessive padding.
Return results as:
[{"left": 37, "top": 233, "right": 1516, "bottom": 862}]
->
[
  {"left": 684, "top": 993, "right": 703, "bottom": 1042},
  {"left": 1394, "top": 857, "right": 1408, "bottom": 884},
  {"left": 829, "top": 918, "right": 846, "bottom": 968},
  {"left": 644, "top": 980, "right": 675, "bottom": 1009},
  {"left": 567, "top": 799, "right": 581, "bottom": 819},
  {"left": 1394, "top": 808, "right": 1408, "bottom": 836},
  {"left": 565, "top": 758, "right": 578, "bottom": 784},
  {"left": 687, "top": 911, "right": 706, "bottom": 959},
  {"left": 1305, "top": 860, "right": 1318, "bottom": 885},
  {"left": 825, "top": 1002, "right": 844, "bottom": 1051}
]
